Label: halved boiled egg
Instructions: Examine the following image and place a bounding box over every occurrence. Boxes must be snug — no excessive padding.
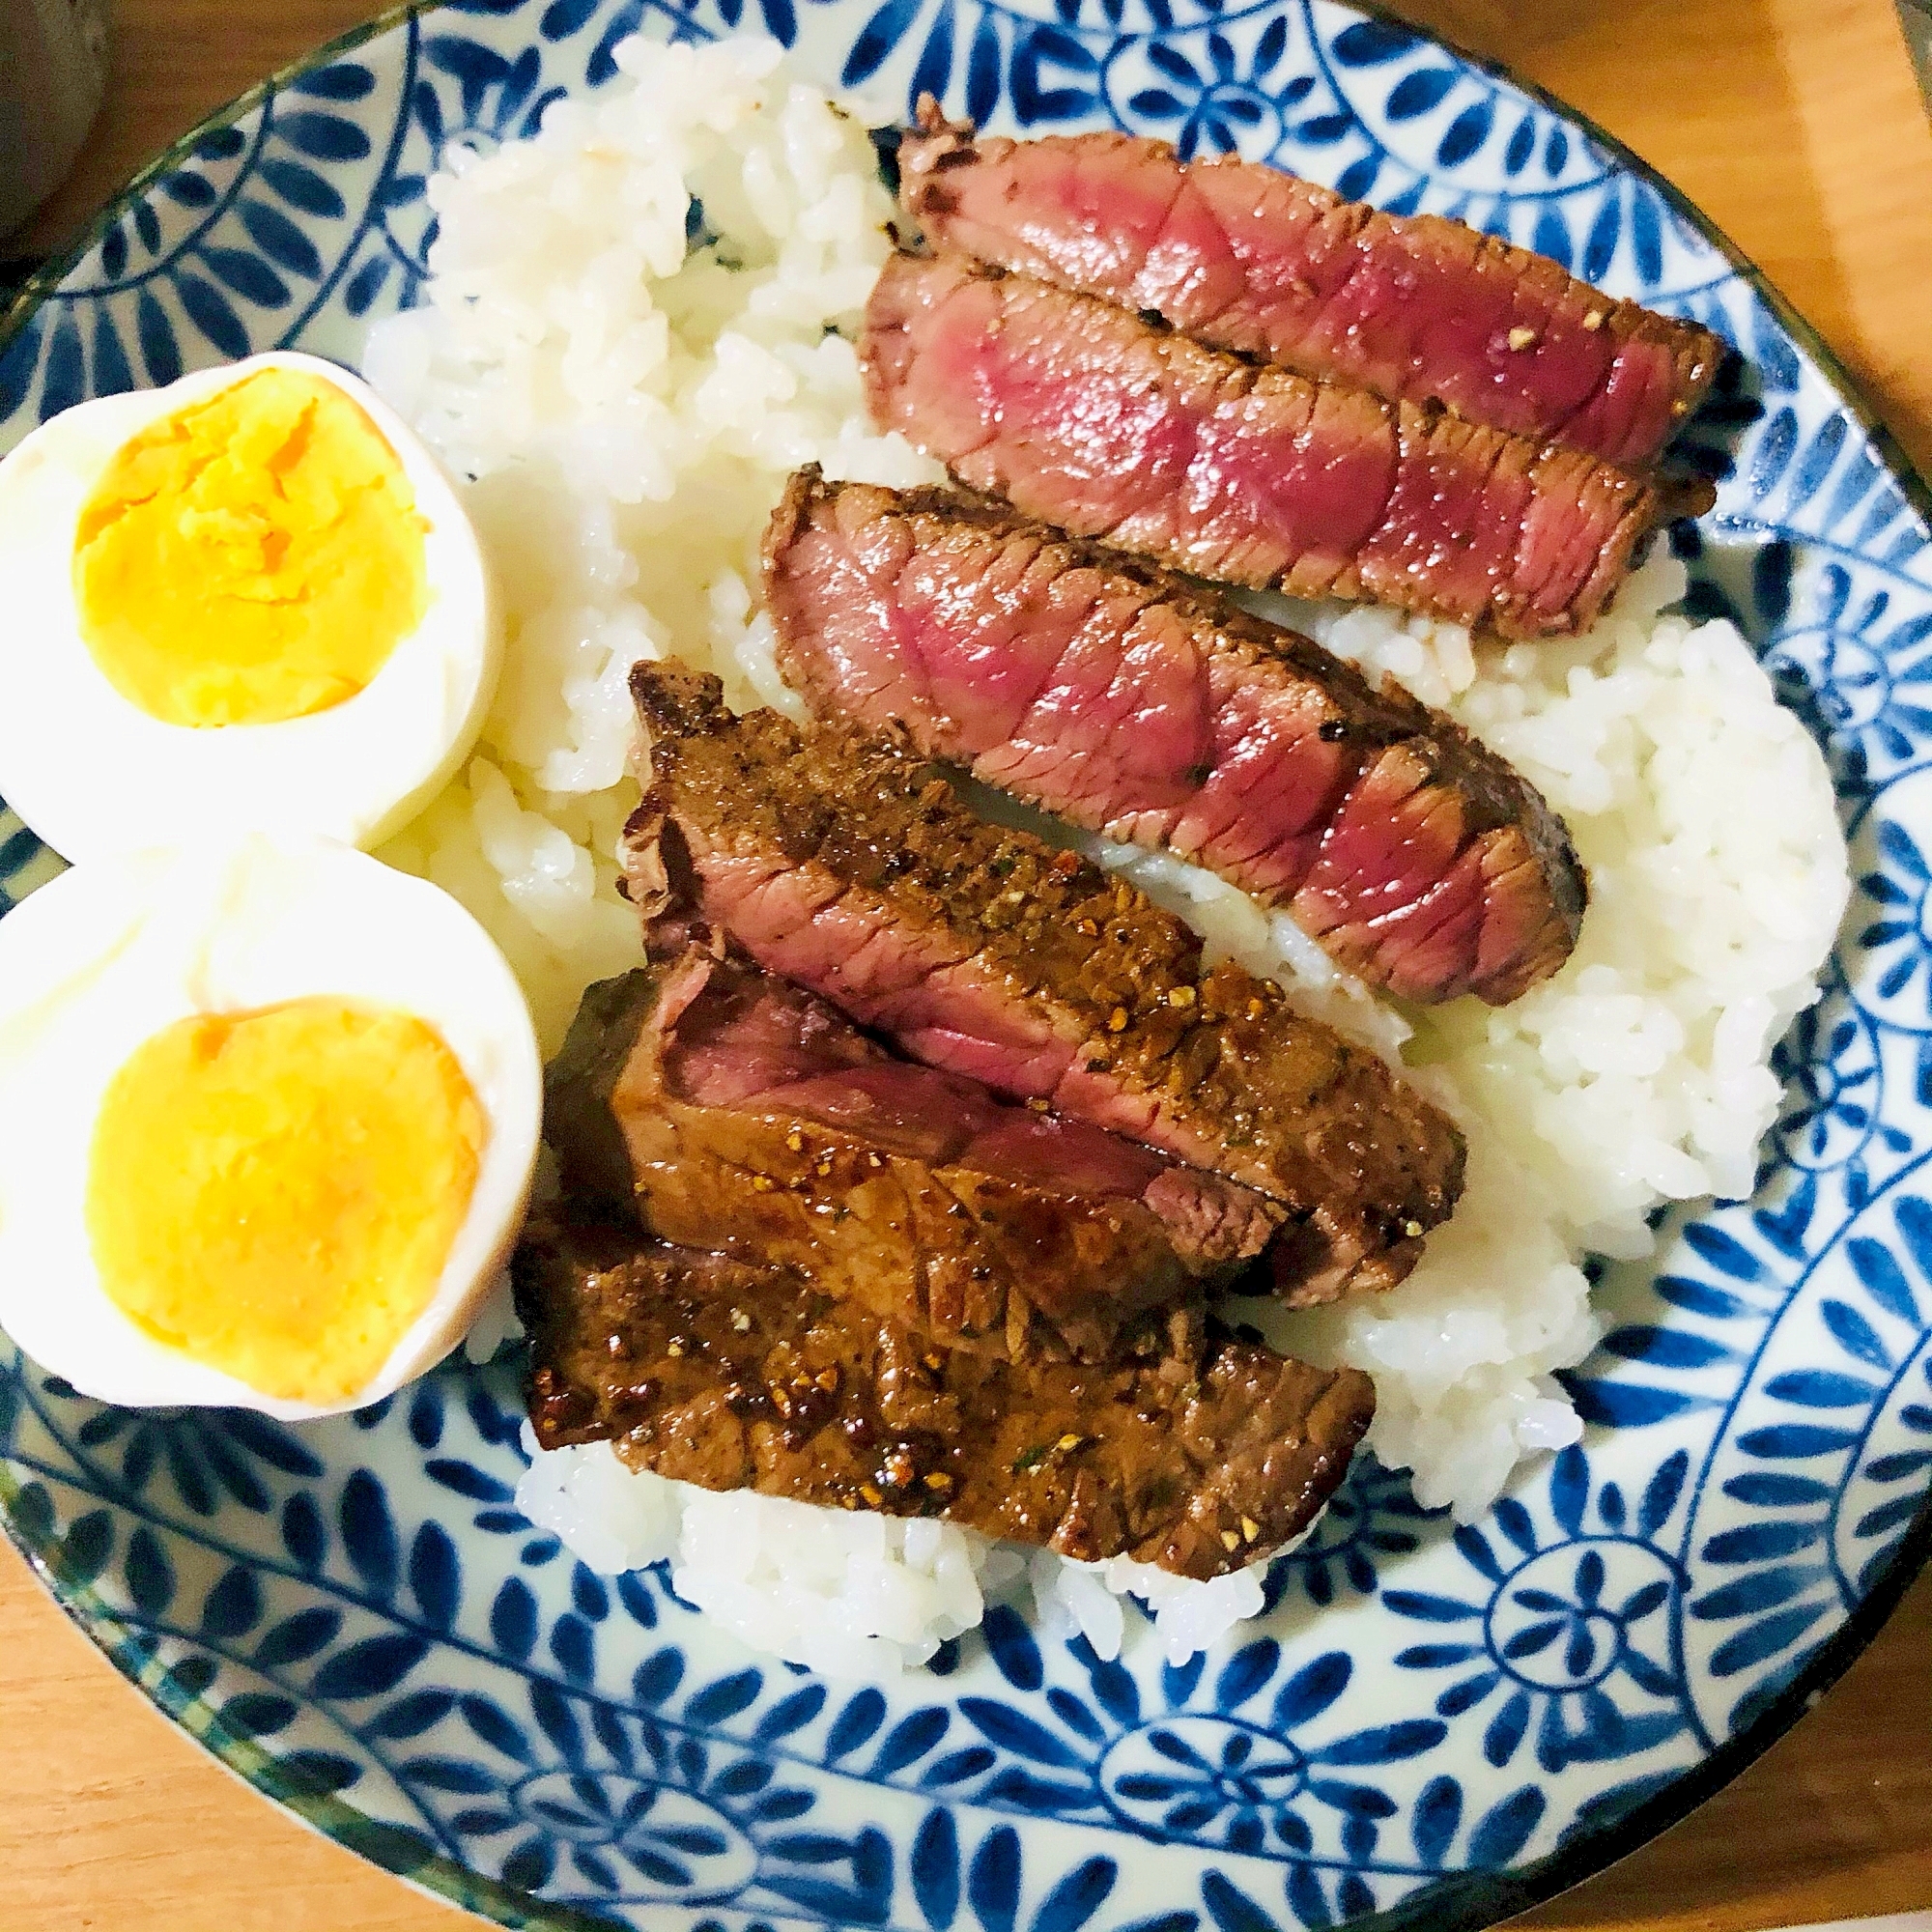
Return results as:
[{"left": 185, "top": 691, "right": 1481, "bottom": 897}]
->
[
  {"left": 0, "top": 352, "right": 497, "bottom": 864},
  {"left": 0, "top": 834, "right": 541, "bottom": 1417}
]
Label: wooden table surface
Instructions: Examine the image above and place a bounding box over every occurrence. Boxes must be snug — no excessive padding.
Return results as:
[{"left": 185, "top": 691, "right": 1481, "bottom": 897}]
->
[{"left": 4, "top": 1, "right": 1931, "bottom": 1927}]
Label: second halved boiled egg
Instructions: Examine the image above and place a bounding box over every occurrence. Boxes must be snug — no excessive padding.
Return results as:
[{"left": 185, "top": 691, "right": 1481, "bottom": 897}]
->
[
  {"left": 0, "top": 834, "right": 541, "bottom": 1418},
  {"left": 0, "top": 351, "right": 497, "bottom": 864}
]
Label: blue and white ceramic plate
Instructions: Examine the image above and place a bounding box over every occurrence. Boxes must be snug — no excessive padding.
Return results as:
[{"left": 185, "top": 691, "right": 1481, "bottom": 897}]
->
[{"left": 2, "top": 4, "right": 1928, "bottom": 1927}]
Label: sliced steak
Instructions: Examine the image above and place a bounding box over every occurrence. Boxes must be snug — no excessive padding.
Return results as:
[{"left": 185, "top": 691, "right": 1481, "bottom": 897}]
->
[
  {"left": 765, "top": 469, "right": 1586, "bottom": 1004},
  {"left": 898, "top": 105, "right": 1724, "bottom": 469},
  {"left": 862, "top": 252, "right": 1710, "bottom": 640},
  {"left": 517, "top": 1210, "right": 1376, "bottom": 1578},
  {"left": 545, "top": 951, "right": 1281, "bottom": 1361},
  {"left": 620, "top": 663, "right": 1465, "bottom": 1305}
]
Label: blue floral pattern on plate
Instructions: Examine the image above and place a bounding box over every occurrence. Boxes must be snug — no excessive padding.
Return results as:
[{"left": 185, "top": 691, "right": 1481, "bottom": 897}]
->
[{"left": 2, "top": 1, "right": 1929, "bottom": 1927}]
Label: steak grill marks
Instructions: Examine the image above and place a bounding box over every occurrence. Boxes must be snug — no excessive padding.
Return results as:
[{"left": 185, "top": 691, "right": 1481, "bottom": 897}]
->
[
  {"left": 764, "top": 468, "right": 1587, "bottom": 1005},
  {"left": 621, "top": 663, "right": 1465, "bottom": 1305},
  {"left": 518, "top": 1211, "right": 1377, "bottom": 1579},
  {"left": 898, "top": 104, "right": 1725, "bottom": 469},
  {"left": 862, "top": 252, "right": 1711, "bottom": 641},
  {"left": 544, "top": 950, "right": 1281, "bottom": 1362}
]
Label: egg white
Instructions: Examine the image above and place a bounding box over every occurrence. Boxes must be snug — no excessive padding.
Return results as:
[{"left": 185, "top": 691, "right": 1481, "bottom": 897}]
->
[
  {"left": 0, "top": 352, "right": 498, "bottom": 865},
  {"left": 0, "top": 834, "right": 542, "bottom": 1417}
]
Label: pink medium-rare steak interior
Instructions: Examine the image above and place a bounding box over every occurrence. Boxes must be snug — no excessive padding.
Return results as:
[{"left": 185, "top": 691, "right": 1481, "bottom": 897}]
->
[
  {"left": 896, "top": 106, "right": 1724, "bottom": 469},
  {"left": 545, "top": 947, "right": 1281, "bottom": 1360},
  {"left": 861, "top": 252, "right": 1704, "bottom": 640},
  {"left": 662, "top": 944, "right": 1262, "bottom": 1219},
  {"left": 763, "top": 469, "right": 1587, "bottom": 1003},
  {"left": 620, "top": 663, "right": 1467, "bottom": 1305}
]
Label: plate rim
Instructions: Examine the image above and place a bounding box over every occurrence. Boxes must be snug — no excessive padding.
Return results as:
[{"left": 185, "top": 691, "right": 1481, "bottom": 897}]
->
[{"left": 1, "top": 4, "right": 1928, "bottom": 1929}]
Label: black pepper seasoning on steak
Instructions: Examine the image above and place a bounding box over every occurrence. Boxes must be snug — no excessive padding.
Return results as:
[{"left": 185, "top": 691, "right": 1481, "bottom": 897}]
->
[
  {"left": 543, "top": 948, "right": 1281, "bottom": 1362},
  {"left": 515, "top": 1210, "right": 1376, "bottom": 1580},
  {"left": 620, "top": 663, "right": 1464, "bottom": 1307}
]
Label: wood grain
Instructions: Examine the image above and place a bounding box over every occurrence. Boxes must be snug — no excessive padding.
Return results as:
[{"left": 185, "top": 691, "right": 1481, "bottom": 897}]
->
[{"left": 3, "top": 1, "right": 1931, "bottom": 1927}]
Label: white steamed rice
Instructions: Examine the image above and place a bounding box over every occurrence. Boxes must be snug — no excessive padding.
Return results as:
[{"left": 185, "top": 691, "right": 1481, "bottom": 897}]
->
[{"left": 359, "top": 34, "right": 1851, "bottom": 1671}]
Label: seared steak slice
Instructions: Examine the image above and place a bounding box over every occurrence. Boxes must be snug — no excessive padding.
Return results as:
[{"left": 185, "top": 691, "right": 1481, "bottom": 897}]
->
[
  {"left": 862, "top": 253, "right": 1711, "bottom": 640},
  {"left": 898, "top": 105, "right": 1724, "bottom": 469},
  {"left": 545, "top": 951, "right": 1280, "bottom": 1361},
  {"left": 765, "top": 469, "right": 1586, "bottom": 1004},
  {"left": 621, "top": 664, "right": 1464, "bottom": 1304},
  {"left": 517, "top": 1210, "right": 1376, "bottom": 1579}
]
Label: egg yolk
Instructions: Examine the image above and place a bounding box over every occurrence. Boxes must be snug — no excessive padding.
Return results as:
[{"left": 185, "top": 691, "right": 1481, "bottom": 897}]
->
[
  {"left": 71, "top": 369, "right": 430, "bottom": 728},
  {"left": 84, "top": 998, "right": 485, "bottom": 1404}
]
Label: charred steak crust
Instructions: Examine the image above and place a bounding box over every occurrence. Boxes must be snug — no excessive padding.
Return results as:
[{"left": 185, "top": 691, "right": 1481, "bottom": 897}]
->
[
  {"left": 763, "top": 467, "right": 1587, "bottom": 1005},
  {"left": 621, "top": 663, "right": 1465, "bottom": 1305},
  {"left": 897, "top": 102, "right": 1724, "bottom": 470},
  {"left": 544, "top": 952, "right": 1281, "bottom": 1363},
  {"left": 861, "top": 251, "right": 1713, "bottom": 642},
  {"left": 516, "top": 1211, "right": 1377, "bottom": 1580}
]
